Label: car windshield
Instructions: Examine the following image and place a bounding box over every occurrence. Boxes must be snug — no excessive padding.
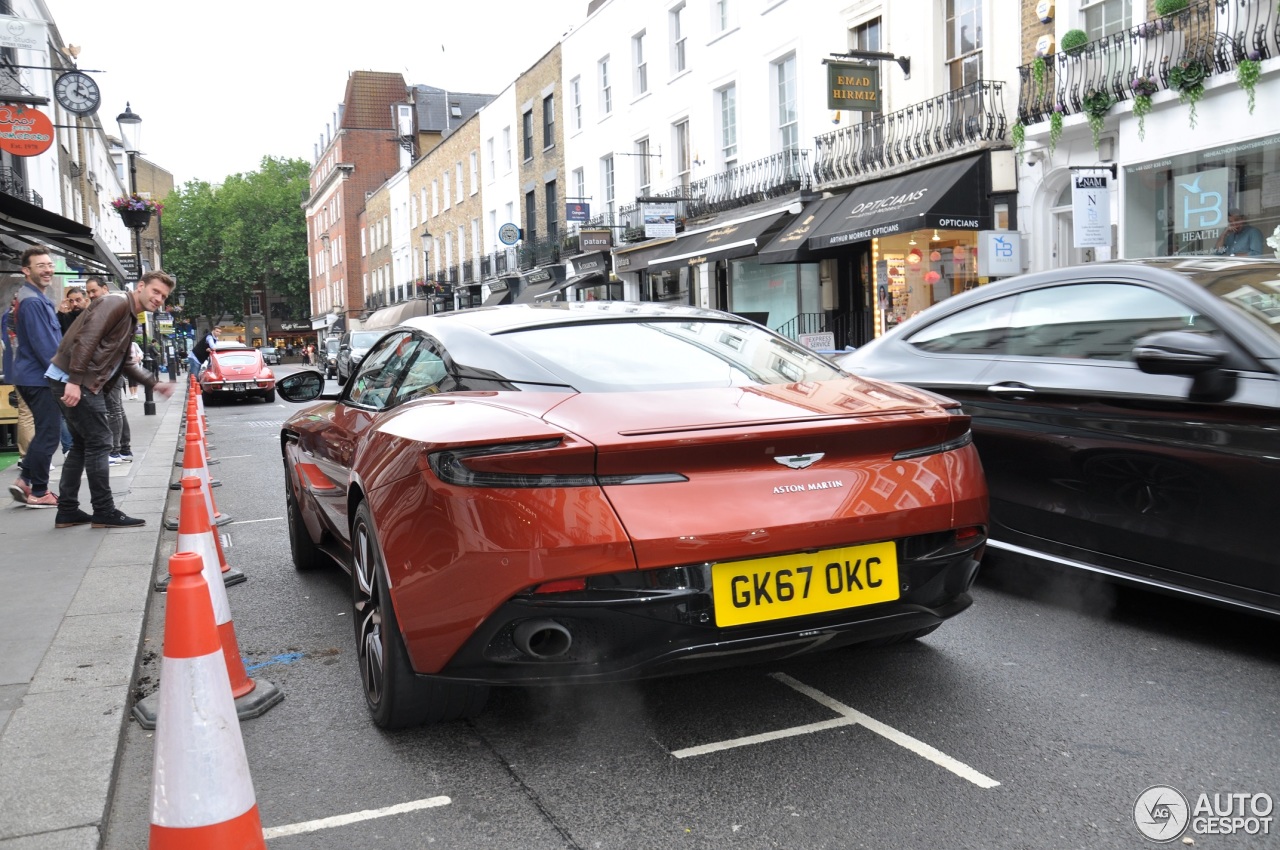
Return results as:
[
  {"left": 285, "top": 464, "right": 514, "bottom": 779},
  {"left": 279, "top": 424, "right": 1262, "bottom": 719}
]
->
[
  {"left": 325, "top": 340, "right": 340, "bottom": 354},
  {"left": 497, "top": 319, "right": 844, "bottom": 391},
  {"left": 350, "top": 332, "right": 382, "bottom": 349},
  {"left": 216, "top": 354, "right": 258, "bottom": 367}
]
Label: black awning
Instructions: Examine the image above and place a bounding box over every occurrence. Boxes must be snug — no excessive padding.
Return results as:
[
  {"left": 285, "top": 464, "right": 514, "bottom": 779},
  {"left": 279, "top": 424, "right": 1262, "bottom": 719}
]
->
[
  {"left": 514, "top": 281, "right": 557, "bottom": 303},
  {"left": 612, "top": 237, "right": 677, "bottom": 274},
  {"left": 482, "top": 289, "right": 513, "bottom": 306},
  {"left": 807, "top": 155, "right": 989, "bottom": 251},
  {"left": 0, "top": 192, "right": 131, "bottom": 282},
  {"left": 757, "top": 195, "right": 849, "bottom": 264},
  {"left": 647, "top": 211, "right": 791, "bottom": 273},
  {"left": 562, "top": 270, "right": 605, "bottom": 289},
  {"left": 571, "top": 252, "right": 608, "bottom": 276}
]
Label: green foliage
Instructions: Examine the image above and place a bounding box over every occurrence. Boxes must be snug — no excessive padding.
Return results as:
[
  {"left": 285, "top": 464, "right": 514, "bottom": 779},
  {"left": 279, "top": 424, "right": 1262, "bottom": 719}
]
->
[
  {"left": 1031, "top": 56, "right": 1047, "bottom": 102},
  {"left": 1048, "top": 109, "right": 1064, "bottom": 156},
  {"left": 1237, "top": 58, "right": 1261, "bottom": 114},
  {"left": 1061, "top": 29, "right": 1089, "bottom": 55},
  {"left": 1132, "top": 94, "right": 1154, "bottom": 141},
  {"left": 1168, "top": 59, "right": 1207, "bottom": 128},
  {"left": 161, "top": 157, "right": 311, "bottom": 326},
  {"left": 1083, "top": 90, "right": 1112, "bottom": 149},
  {"left": 1154, "top": 0, "right": 1188, "bottom": 15},
  {"left": 1012, "top": 121, "right": 1026, "bottom": 162}
]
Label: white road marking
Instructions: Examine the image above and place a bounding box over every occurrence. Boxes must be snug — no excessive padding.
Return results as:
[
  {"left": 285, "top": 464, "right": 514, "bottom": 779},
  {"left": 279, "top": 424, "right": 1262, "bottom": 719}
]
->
[
  {"left": 228, "top": 517, "right": 284, "bottom": 525},
  {"left": 671, "top": 672, "right": 1000, "bottom": 789},
  {"left": 262, "top": 796, "right": 452, "bottom": 839},
  {"left": 215, "top": 454, "right": 254, "bottom": 459}
]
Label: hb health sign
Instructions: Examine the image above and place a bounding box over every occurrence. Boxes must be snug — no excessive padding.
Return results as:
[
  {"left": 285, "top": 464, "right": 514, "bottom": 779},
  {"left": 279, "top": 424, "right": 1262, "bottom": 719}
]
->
[{"left": 827, "top": 62, "right": 881, "bottom": 112}]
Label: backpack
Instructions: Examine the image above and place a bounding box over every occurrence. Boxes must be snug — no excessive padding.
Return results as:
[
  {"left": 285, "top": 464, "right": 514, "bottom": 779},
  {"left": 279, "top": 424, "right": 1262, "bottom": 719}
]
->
[{"left": 193, "top": 333, "right": 211, "bottom": 362}]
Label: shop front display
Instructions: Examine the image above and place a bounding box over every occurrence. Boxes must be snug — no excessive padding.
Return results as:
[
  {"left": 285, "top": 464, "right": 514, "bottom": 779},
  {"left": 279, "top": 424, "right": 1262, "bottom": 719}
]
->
[{"left": 1124, "top": 134, "right": 1280, "bottom": 259}]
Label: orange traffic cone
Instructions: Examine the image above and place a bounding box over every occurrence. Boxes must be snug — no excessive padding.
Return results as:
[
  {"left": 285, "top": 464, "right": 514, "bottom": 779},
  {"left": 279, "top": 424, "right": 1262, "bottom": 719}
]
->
[
  {"left": 166, "top": 425, "right": 232, "bottom": 530},
  {"left": 137, "top": 478, "right": 279, "bottom": 728},
  {"left": 146, "top": 552, "right": 266, "bottom": 849}
]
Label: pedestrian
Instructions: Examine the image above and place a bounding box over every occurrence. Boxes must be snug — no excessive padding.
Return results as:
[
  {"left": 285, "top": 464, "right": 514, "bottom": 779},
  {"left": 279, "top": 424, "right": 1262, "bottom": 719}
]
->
[
  {"left": 57, "top": 287, "right": 87, "bottom": 333},
  {"left": 7, "top": 246, "right": 64, "bottom": 508},
  {"left": 84, "top": 281, "right": 133, "bottom": 465},
  {"left": 1, "top": 293, "right": 35, "bottom": 463},
  {"left": 126, "top": 339, "right": 142, "bottom": 400},
  {"left": 46, "top": 270, "right": 176, "bottom": 528}
]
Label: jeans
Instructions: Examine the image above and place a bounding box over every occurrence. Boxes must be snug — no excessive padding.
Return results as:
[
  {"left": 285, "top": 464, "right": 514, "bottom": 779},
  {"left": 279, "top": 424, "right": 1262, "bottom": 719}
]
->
[
  {"left": 16, "top": 384, "right": 60, "bottom": 497},
  {"left": 50, "top": 380, "right": 115, "bottom": 516},
  {"left": 60, "top": 418, "right": 72, "bottom": 454},
  {"left": 105, "top": 385, "right": 131, "bottom": 453}
]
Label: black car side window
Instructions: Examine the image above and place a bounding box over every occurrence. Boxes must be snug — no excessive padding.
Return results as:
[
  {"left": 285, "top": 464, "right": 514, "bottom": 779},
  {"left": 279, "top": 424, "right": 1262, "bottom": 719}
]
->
[
  {"left": 1005, "top": 283, "right": 1215, "bottom": 361},
  {"left": 392, "top": 343, "right": 448, "bottom": 403}
]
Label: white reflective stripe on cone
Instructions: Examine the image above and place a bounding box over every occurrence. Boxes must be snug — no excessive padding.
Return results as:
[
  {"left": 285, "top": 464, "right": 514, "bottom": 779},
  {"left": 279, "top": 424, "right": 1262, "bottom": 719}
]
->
[
  {"left": 175, "top": 530, "right": 232, "bottom": 626},
  {"left": 150, "top": 650, "right": 257, "bottom": 827},
  {"left": 181, "top": 466, "right": 217, "bottom": 526}
]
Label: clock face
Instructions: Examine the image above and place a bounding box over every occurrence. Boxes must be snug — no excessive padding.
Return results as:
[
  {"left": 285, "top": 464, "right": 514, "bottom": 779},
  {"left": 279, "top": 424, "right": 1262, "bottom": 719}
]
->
[{"left": 54, "top": 71, "right": 101, "bottom": 116}]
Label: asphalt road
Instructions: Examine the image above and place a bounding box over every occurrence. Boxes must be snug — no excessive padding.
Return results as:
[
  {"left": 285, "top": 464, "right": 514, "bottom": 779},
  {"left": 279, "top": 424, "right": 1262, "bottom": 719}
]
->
[{"left": 103, "top": 373, "right": 1280, "bottom": 849}]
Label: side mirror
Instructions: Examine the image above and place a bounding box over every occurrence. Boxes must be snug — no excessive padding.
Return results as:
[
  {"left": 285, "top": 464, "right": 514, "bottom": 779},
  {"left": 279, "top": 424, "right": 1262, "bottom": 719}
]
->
[
  {"left": 1133, "top": 331, "right": 1236, "bottom": 402},
  {"left": 277, "top": 370, "right": 325, "bottom": 402}
]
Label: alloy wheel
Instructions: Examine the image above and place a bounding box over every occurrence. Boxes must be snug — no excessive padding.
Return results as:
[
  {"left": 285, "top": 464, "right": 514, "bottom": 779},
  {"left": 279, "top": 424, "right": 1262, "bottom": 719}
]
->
[{"left": 352, "top": 519, "right": 386, "bottom": 708}]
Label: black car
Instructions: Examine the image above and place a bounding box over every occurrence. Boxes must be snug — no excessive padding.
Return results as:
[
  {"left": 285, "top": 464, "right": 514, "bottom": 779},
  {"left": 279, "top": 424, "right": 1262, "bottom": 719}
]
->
[
  {"left": 837, "top": 258, "right": 1280, "bottom": 618},
  {"left": 322, "top": 337, "right": 340, "bottom": 379},
  {"left": 336, "top": 330, "right": 384, "bottom": 383}
]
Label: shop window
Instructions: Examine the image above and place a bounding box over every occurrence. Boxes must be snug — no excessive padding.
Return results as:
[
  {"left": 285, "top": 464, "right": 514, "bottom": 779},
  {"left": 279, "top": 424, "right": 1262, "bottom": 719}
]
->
[{"left": 1082, "top": 0, "right": 1131, "bottom": 41}]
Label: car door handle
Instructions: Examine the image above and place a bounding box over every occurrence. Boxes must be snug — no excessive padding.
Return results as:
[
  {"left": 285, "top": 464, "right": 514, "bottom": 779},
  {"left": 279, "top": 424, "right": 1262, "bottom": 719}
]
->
[{"left": 986, "top": 383, "right": 1036, "bottom": 398}]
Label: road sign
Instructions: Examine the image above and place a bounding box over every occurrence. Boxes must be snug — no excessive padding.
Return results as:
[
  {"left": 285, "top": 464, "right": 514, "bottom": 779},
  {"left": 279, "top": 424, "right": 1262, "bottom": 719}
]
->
[{"left": 498, "top": 223, "right": 521, "bottom": 245}]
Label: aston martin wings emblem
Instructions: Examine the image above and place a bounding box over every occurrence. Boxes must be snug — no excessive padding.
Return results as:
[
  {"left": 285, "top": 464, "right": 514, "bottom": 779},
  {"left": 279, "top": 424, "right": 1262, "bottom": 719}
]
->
[{"left": 774, "top": 453, "right": 824, "bottom": 470}]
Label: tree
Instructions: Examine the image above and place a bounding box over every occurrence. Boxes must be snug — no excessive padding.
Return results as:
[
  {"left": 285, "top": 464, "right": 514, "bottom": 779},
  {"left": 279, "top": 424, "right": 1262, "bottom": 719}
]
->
[{"left": 162, "top": 156, "right": 310, "bottom": 327}]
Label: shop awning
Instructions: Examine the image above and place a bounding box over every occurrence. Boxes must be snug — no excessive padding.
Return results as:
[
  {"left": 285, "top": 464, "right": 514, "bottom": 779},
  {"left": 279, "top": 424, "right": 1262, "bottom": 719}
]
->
[
  {"left": 364, "top": 298, "right": 429, "bottom": 329},
  {"left": 612, "top": 237, "right": 677, "bottom": 274},
  {"left": 483, "top": 287, "right": 514, "bottom": 306},
  {"left": 0, "top": 192, "right": 131, "bottom": 282},
  {"left": 806, "top": 155, "right": 989, "bottom": 251},
  {"left": 514, "top": 280, "right": 557, "bottom": 303},
  {"left": 646, "top": 210, "right": 792, "bottom": 273},
  {"left": 757, "top": 195, "right": 850, "bottom": 265}
]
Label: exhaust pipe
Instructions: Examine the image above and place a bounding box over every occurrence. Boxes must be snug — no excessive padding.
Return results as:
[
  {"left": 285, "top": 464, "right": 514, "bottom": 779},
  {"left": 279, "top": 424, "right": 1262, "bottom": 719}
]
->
[{"left": 512, "top": 619, "right": 572, "bottom": 659}]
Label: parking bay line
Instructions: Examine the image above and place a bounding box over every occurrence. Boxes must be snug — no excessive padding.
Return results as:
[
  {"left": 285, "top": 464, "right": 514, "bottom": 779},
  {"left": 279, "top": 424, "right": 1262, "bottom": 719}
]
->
[
  {"left": 262, "top": 796, "right": 452, "bottom": 840},
  {"left": 670, "top": 672, "right": 1000, "bottom": 789}
]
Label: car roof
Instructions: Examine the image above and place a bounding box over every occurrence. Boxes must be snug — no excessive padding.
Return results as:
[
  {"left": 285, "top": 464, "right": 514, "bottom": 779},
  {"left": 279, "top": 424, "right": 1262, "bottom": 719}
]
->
[{"left": 399, "top": 300, "right": 739, "bottom": 336}]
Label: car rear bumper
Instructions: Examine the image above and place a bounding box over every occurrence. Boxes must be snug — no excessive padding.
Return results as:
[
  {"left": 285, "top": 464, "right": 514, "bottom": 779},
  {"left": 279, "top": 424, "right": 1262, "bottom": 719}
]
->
[{"left": 425, "top": 534, "right": 984, "bottom": 685}]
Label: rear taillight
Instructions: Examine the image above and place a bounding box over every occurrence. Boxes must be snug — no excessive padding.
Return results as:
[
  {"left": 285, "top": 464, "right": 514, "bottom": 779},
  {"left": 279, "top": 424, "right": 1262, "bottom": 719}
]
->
[
  {"left": 427, "top": 439, "right": 688, "bottom": 489},
  {"left": 532, "top": 578, "right": 588, "bottom": 594},
  {"left": 892, "top": 429, "right": 972, "bottom": 460}
]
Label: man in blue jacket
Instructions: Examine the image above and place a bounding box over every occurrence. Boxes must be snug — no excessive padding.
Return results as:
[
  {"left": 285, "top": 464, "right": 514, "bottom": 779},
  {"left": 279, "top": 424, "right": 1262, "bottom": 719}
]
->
[{"left": 7, "top": 247, "right": 64, "bottom": 508}]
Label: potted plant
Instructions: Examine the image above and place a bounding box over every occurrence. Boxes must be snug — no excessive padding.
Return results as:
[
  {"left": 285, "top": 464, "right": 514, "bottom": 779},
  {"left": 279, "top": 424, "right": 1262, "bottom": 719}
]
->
[
  {"left": 1061, "top": 29, "right": 1089, "bottom": 56},
  {"left": 1131, "top": 75, "right": 1159, "bottom": 141},
  {"left": 1048, "top": 103, "right": 1065, "bottom": 156},
  {"left": 1167, "top": 58, "right": 1207, "bottom": 128},
  {"left": 1082, "top": 90, "right": 1113, "bottom": 149},
  {"left": 1237, "top": 52, "right": 1261, "bottom": 114},
  {"left": 112, "top": 193, "right": 162, "bottom": 229},
  {"left": 1154, "top": 0, "right": 1188, "bottom": 15}
]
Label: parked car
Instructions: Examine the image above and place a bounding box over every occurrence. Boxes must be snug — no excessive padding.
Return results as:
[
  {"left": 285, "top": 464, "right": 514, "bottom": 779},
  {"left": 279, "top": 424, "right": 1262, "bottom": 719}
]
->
[
  {"left": 259, "top": 346, "right": 281, "bottom": 366},
  {"left": 836, "top": 258, "right": 1280, "bottom": 618},
  {"left": 277, "top": 302, "right": 988, "bottom": 728},
  {"left": 322, "top": 337, "right": 340, "bottom": 379},
  {"left": 198, "top": 344, "right": 276, "bottom": 403},
  {"left": 336, "top": 330, "right": 384, "bottom": 383}
]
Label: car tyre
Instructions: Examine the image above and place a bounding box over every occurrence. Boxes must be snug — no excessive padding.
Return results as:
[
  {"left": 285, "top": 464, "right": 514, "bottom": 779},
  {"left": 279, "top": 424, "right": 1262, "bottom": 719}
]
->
[
  {"left": 351, "top": 502, "right": 488, "bottom": 728},
  {"left": 284, "top": 463, "right": 325, "bottom": 572},
  {"left": 263, "top": 389, "right": 276, "bottom": 403}
]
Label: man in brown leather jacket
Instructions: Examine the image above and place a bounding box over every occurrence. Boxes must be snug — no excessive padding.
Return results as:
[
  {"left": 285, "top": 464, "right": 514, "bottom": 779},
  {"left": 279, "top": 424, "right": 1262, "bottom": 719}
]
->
[{"left": 46, "top": 270, "right": 176, "bottom": 528}]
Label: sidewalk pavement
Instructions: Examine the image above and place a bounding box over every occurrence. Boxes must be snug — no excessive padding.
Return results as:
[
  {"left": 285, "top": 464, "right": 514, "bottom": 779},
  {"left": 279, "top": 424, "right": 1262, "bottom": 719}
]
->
[{"left": 0, "top": 383, "right": 185, "bottom": 849}]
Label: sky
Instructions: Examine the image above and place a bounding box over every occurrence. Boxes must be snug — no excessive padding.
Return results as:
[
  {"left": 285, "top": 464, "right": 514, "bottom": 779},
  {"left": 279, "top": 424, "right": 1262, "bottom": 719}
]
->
[{"left": 45, "top": 0, "right": 585, "bottom": 187}]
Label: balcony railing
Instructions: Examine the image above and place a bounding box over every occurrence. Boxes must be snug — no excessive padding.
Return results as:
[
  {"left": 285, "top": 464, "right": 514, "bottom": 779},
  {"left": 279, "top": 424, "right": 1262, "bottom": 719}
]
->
[
  {"left": 0, "top": 167, "right": 42, "bottom": 207},
  {"left": 1017, "top": 0, "right": 1277, "bottom": 126},
  {"left": 813, "top": 80, "right": 1006, "bottom": 189},
  {"left": 518, "top": 235, "right": 563, "bottom": 270},
  {"left": 685, "top": 150, "right": 811, "bottom": 218}
]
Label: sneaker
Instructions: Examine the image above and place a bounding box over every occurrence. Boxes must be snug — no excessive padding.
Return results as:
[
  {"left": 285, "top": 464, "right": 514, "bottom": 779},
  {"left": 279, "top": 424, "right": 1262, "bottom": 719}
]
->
[
  {"left": 118, "top": 452, "right": 134, "bottom": 463},
  {"left": 90, "top": 508, "right": 145, "bottom": 528},
  {"left": 55, "top": 508, "right": 94, "bottom": 528},
  {"left": 8, "top": 477, "right": 31, "bottom": 504},
  {"left": 108, "top": 454, "right": 123, "bottom": 465},
  {"left": 25, "top": 491, "right": 58, "bottom": 509}
]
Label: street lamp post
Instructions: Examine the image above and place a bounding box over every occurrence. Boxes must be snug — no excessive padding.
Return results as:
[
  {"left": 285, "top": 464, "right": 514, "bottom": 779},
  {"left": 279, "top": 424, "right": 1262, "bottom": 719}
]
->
[{"left": 117, "top": 102, "right": 155, "bottom": 416}]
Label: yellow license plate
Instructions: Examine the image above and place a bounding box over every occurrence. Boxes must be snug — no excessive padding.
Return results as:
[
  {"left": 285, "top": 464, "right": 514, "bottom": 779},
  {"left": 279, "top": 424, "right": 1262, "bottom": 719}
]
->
[{"left": 711, "top": 541, "right": 899, "bottom": 627}]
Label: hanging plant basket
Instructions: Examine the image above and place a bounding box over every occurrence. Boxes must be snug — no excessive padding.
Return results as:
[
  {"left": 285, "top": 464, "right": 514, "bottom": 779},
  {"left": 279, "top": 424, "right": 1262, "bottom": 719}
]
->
[
  {"left": 1061, "top": 29, "right": 1089, "bottom": 56},
  {"left": 1082, "top": 90, "right": 1112, "bottom": 150},
  {"left": 1012, "top": 121, "right": 1026, "bottom": 163},
  {"left": 118, "top": 208, "right": 152, "bottom": 230},
  {"left": 1131, "top": 75, "right": 1159, "bottom": 141},
  {"left": 1031, "top": 56, "right": 1048, "bottom": 103},
  {"left": 1168, "top": 59, "right": 1207, "bottom": 129}
]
